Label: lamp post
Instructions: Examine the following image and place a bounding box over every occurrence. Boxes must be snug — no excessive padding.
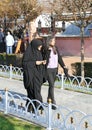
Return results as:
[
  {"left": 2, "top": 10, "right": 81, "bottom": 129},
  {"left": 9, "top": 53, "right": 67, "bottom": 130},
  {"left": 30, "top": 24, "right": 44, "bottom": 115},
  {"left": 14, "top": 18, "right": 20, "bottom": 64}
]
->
[
  {"left": 51, "top": 14, "right": 55, "bottom": 33},
  {"left": 62, "top": 21, "right": 65, "bottom": 32},
  {"left": 50, "top": 14, "right": 55, "bottom": 34},
  {"left": 4, "top": 16, "right": 7, "bottom": 35},
  {"left": 38, "top": 20, "right": 42, "bottom": 35}
]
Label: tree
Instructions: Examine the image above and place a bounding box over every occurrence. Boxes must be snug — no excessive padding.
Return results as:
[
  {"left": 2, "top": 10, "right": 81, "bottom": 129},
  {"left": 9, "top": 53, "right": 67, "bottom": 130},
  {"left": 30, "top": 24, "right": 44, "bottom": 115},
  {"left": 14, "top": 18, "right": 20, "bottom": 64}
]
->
[
  {"left": 0, "top": 0, "right": 42, "bottom": 31},
  {"left": 14, "top": 0, "right": 42, "bottom": 23}
]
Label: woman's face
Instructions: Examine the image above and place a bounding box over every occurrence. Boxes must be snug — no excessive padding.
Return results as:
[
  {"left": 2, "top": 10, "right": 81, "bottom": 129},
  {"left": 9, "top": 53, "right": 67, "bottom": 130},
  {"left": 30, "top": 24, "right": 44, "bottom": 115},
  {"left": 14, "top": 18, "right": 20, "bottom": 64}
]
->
[
  {"left": 49, "top": 38, "right": 55, "bottom": 46},
  {"left": 38, "top": 45, "right": 42, "bottom": 50}
]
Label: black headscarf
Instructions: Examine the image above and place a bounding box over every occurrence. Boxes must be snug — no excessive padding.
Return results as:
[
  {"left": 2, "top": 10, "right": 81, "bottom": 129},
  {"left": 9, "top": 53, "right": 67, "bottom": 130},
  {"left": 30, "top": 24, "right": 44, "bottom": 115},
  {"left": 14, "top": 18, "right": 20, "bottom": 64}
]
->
[
  {"left": 31, "top": 39, "right": 42, "bottom": 50},
  {"left": 22, "top": 39, "right": 43, "bottom": 65},
  {"left": 31, "top": 39, "right": 43, "bottom": 62}
]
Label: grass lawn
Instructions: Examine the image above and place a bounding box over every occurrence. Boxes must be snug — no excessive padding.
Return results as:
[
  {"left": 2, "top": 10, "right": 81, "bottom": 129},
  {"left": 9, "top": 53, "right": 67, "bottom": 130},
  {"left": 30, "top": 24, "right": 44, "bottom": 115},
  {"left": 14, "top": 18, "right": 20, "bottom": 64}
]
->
[{"left": 0, "top": 112, "right": 45, "bottom": 130}]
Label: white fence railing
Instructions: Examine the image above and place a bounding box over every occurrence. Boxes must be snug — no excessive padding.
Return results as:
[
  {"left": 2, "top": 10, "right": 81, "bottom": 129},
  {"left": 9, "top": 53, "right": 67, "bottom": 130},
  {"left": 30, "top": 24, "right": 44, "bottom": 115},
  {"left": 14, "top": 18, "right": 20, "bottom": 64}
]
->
[
  {"left": 0, "top": 64, "right": 92, "bottom": 93},
  {"left": 56, "top": 74, "right": 92, "bottom": 93},
  {"left": 0, "top": 64, "right": 23, "bottom": 80},
  {"left": 0, "top": 89, "right": 92, "bottom": 130}
]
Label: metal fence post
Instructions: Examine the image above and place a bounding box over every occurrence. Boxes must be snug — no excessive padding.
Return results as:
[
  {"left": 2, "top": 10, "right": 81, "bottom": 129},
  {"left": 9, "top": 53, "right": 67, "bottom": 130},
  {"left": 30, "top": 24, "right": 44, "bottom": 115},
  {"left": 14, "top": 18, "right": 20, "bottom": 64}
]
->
[
  {"left": 46, "top": 99, "right": 52, "bottom": 130},
  {"left": 4, "top": 88, "right": 8, "bottom": 114},
  {"left": 10, "top": 64, "right": 12, "bottom": 79},
  {"left": 61, "top": 74, "right": 64, "bottom": 90}
]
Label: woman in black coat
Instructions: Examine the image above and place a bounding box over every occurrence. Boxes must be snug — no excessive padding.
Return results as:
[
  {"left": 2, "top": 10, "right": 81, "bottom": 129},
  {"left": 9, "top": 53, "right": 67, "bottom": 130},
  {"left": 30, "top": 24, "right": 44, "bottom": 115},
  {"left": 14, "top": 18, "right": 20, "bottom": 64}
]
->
[
  {"left": 22, "top": 38, "right": 46, "bottom": 110},
  {"left": 45, "top": 36, "right": 69, "bottom": 109}
]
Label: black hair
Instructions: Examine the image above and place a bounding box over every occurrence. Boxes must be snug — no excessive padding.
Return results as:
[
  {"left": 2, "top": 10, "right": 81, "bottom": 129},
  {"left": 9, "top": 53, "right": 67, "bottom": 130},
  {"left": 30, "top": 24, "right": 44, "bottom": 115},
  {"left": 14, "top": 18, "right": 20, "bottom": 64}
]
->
[
  {"left": 47, "top": 35, "right": 57, "bottom": 54},
  {"left": 47, "top": 35, "right": 55, "bottom": 46}
]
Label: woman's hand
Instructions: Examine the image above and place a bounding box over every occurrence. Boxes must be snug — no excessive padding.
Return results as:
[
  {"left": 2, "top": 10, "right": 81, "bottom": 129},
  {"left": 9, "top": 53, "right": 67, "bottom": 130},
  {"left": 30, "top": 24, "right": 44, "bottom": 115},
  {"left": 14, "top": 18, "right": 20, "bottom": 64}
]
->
[
  {"left": 36, "top": 61, "right": 43, "bottom": 65},
  {"left": 42, "top": 60, "right": 46, "bottom": 65},
  {"left": 36, "top": 60, "right": 46, "bottom": 65},
  {"left": 63, "top": 67, "right": 70, "bottom": 79}
]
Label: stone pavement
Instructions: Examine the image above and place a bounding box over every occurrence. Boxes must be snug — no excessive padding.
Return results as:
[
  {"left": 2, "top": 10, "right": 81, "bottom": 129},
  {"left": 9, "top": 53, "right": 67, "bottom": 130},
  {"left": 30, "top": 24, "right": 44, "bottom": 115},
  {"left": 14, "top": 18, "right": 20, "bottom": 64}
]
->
[{"left": 0, "top": 77, "right": 92, "bottom": 115}]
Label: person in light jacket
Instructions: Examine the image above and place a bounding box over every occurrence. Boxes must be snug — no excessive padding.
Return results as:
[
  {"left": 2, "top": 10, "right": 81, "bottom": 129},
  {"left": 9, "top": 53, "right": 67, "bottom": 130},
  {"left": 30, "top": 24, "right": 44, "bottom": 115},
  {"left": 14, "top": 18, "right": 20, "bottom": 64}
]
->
[{"left": 5, "top": 31, "right": 14, "bottom": 54}]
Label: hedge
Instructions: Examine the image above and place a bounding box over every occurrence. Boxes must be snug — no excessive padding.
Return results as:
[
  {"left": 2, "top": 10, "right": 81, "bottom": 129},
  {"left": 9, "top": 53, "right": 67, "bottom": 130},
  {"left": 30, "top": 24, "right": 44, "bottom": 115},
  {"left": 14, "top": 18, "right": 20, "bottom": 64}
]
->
[
  {"left": 71, "top": 62, "right": 92, "bottom": 78},
  {"left": 0, "top": 53, "right": 23, "bottom": 67}
]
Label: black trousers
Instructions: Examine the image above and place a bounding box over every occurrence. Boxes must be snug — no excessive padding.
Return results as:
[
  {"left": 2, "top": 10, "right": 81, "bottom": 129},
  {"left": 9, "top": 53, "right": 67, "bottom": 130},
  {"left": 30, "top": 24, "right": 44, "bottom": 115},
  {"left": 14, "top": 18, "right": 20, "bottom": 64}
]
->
[
  {"left": 47, "top": 68, "right": 57, "bottom": 104},
  {"left": 0, "top": 42, "right": 4, "bottom": 53}
]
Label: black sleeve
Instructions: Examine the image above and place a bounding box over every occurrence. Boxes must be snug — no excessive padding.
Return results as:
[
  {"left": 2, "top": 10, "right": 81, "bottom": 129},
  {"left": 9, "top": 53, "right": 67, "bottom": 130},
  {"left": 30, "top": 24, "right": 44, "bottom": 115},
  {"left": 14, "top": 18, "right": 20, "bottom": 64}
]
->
[
  {"left": 56, "top": 47, "right": 65, "bottom": 68},
  {"left": 42, "top": 44, "right": 51, "bottom": 66},
  {"left": 56, "top": 46, "right": 69, "bottom": 78}
]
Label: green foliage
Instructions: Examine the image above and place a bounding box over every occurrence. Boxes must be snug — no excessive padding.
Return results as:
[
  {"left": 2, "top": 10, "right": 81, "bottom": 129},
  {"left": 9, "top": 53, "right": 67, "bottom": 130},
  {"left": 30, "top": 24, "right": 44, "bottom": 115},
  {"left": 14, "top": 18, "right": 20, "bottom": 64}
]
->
[
  {"left": 71, "top": 62, "right": 92, "bottom": 78},
  {"left": 0, "top": 112, "right": 45, "bottom": 130},
  {"left": 0, "top": 53, "right": 7, "bottom": 64},
  {"left": 0, "top": 53, "right": 23, "bottom": 67}
]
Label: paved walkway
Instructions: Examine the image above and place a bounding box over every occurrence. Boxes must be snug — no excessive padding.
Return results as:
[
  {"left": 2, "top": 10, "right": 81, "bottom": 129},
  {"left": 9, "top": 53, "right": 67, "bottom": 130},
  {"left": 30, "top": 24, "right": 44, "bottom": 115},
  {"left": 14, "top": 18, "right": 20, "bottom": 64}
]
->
[{"left": 0, "top": 77, "right": 92, "bottom": 114}]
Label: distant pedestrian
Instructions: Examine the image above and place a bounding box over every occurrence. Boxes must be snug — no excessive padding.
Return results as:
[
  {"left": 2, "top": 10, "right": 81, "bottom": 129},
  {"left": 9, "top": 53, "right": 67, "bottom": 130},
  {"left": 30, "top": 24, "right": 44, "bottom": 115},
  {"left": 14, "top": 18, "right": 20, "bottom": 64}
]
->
[
  {"left": 5, "top": 31, "right": 14, "bottom": 54},
  {"left": 15, "top": 35, "right": 23, "bottom": 54},
  {"left": 0, "top": 28, "right": 4, "bottom": 53}
]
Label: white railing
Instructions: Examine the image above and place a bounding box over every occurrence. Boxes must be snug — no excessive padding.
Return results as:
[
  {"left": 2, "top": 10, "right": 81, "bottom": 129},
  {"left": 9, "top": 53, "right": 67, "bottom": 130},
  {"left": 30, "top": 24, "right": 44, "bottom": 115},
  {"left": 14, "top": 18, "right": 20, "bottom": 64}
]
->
[
  {"left": 0, "top": 89, "right": 92, "bottom": 130},
  {"left": 0, "top": 64, "right": 92, "bottom": 93},
  {"left": 56, "top": 74, "right": 92, "bottom": 93},
  {"left": 0, "top": 64, "right": 23, "bottom": 80}
]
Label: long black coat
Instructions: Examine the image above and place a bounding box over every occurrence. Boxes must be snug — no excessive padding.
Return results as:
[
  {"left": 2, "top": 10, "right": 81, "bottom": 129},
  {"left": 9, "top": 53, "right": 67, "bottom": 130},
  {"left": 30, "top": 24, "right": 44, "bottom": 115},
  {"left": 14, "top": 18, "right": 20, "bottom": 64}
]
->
[
  {"left": 23, "top": 39, "right": 45, "bottom": 107},
  {"left": 22, "top": 39, "right": 48, "bottom": 107},
  {"left": 22, "top": 39, "right": 45, "bottom": 89}
]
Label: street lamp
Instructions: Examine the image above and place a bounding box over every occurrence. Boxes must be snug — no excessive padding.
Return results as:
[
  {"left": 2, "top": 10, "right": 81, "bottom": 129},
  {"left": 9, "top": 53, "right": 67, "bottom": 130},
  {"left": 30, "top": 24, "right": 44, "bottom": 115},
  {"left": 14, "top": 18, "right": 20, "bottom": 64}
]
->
[
  {"left": 38, "top": 20, "right": 42, "bottom": 34},
  {"left": 62, "top": 21, "right": 65, "bottom": 32},
  {"left": 50, "top": 14, "right": 55, "bottom": 33}
]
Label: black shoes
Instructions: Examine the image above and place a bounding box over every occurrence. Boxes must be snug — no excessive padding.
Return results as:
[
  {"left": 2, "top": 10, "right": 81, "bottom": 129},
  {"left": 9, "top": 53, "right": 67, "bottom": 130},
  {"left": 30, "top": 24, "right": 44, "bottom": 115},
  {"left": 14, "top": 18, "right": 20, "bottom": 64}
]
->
[{"left": 52, "top": 105, "right": 57, "bottom": 110}]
